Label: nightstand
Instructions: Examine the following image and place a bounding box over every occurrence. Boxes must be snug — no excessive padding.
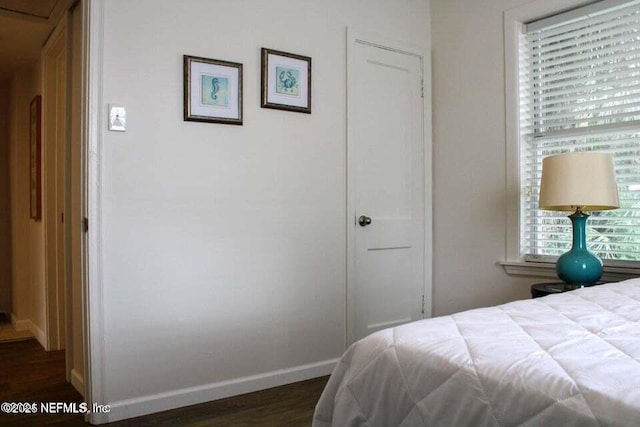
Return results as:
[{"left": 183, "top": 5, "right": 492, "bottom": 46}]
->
[{"left": 530, "top": 282, "right": 604, "bottom": 298}]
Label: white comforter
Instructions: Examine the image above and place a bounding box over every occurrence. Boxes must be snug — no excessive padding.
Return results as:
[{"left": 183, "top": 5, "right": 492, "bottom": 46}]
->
[{"left": 313, "top": 279, "right": 640, "bottom": 427}]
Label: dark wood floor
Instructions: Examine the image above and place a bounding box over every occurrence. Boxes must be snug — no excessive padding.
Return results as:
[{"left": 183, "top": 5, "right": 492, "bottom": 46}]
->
[
  {"left": 110, "top": 376, "right": 328, "bottom": 427},
  {"left": 0, "top": 339, "right": 85, "bottom": 426},
  {"left": 0, "top": 339, "right": 328, "bottom": 426}
]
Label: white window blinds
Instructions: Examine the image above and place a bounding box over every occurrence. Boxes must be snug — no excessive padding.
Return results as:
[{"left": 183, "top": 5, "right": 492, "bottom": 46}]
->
[{"left": 519, "top": 0, "right": 640, "bottom": 263}]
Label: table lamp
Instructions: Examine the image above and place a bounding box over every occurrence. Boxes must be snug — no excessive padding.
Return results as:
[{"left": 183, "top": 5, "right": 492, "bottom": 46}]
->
[{"left": 538, "top": 152, "right": 619, "bottom": 285}]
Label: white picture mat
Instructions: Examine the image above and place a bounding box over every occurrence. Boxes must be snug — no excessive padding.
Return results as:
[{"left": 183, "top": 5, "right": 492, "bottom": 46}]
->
[
  {"left": 266, "top": 54, "right": 308, "bottom": 108},
  {"left": 190, "top": 61, "right": 239, "bottom": 119}
]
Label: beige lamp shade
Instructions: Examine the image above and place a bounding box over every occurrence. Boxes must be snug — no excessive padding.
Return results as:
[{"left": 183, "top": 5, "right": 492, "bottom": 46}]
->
[{"left": 538, "top": 152, "right": 619, "bottom": 211}]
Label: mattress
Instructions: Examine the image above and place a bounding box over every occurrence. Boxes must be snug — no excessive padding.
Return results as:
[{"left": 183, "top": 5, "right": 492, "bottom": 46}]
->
[{"left": 313, "top": 279, "right": 640, "bottom": 427}]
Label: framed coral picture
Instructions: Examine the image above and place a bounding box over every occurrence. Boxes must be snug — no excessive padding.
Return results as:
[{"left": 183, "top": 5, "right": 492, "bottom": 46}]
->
[
  {"left": 29, "top": 95, "right": 42, "bottom": 220},
  {"left": 261, "top": 48, "right": 311, "bottom": 114},
  {"left": 183, "top": 55, "right": 243, "bottom": 125}
]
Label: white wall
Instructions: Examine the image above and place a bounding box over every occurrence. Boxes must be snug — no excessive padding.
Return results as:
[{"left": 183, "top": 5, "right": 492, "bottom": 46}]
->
[
  {"left": 0, "top": 82, "right": 11, "bottom": 313},
  {"left": 8, "top": 63, "right": 47, "bottom": 344},
  {"left": 8, "top": 72, "right": 30, "bottom": 327},
  {"left": 430, "top": 0, "right": 556, "bottom": 316},
  {"left": 98, "top": 0, "right": 430, "bottom": 420}
]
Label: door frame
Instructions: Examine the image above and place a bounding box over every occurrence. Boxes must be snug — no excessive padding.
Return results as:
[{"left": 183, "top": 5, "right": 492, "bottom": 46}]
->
[
  {"left": 81, "top": 0, "right": 106, "bottom": 423},
  {"left": 43, "top": 0, "right": 96, "bottom": 405},
  {"left": 38, "top": 0, "right": 105, "bottom": 422},
  {"left": 345, "top": 28, "right": 433, "bottom": 347},
  {"left": 42, "top": 13, "right": 69, "bottom": 353}
]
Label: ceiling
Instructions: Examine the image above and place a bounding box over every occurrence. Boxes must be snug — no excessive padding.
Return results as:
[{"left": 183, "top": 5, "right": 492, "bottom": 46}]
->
[
  {"left": 0, "top": 0, "right": 70, "bottom": 84},
  {"left": 0, "top": 0, "right": 59, "bottom": 18}
]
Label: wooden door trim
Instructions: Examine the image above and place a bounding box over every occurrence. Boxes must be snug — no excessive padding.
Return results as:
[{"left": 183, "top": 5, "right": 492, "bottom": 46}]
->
[{"left": 345, "top": 28, "right": 432, "bottom": 346}]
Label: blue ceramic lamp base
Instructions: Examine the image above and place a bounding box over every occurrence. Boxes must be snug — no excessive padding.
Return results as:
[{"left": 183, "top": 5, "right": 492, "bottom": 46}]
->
[{"left": 556, "top": 208, "right": 603, "bottom": 286}]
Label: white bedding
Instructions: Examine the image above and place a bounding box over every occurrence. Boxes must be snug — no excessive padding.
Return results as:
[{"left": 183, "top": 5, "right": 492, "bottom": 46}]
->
[{"left": 313, "top": 279, "right": 640, "bottom": 427}]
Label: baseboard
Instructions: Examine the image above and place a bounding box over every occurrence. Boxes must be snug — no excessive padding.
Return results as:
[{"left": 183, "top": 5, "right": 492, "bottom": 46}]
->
[
  {"left": 71, "top": 369, "right": 84, "bottom": 397},
  {"left": 29, "top": 321, "right": 47, "bottom": 349},
  {"left": 10, "top": 314, "right": 31, "bottom": 331},
  {"left": 10, "top": 314, "right": 46, "bottom": 348},
  {"left": 95, "top": 358, "right": 338, "bottom": 424}
]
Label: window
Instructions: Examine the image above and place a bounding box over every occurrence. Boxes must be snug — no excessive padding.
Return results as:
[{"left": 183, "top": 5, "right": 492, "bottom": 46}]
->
[{"left": 518, "top": 0, "right": 640, "bottom": 265}]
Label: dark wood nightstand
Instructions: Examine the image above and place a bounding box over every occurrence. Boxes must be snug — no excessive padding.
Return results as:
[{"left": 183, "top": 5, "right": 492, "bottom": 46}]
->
[{"left": 530, "top": 282, "right": 604, "bottom": 298}]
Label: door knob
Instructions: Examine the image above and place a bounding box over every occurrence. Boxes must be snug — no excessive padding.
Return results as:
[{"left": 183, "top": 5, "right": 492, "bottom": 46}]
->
[{"left": 358, "top": 215, "right": 372, "bottom": 227}]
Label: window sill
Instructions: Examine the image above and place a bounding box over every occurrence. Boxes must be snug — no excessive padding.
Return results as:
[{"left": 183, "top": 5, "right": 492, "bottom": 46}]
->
[{"left": 501, "top": 261, "right": 640, "bottom": 283}]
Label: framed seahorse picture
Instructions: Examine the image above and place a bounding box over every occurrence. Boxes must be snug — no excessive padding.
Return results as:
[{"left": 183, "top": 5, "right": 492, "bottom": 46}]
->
[
  {"left": 261, "top": 48, "right": 311, "bottom": 114},
  {"left": 183, "top": 55, "right": 243, "bottom": 125}
]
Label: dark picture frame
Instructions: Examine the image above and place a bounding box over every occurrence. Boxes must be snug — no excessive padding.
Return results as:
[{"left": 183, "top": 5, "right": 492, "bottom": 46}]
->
[
  {"left": 261, "top": 48, "right": 311, "bottom": 114},
  {"left": 29, "top": 95, "right": 42, "bottom": 220},
  {"left": 183, "top": 55, "right": 243, "bottom": 125}
]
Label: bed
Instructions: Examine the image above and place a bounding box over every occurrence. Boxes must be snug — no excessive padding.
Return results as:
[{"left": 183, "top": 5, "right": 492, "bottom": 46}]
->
[{"left": 313, "top": 279, "right": 640, "bottom": 427}]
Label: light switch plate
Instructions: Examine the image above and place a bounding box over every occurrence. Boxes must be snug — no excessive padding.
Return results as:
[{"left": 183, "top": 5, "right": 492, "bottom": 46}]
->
[{"left": 109, "top": 105, "right": 126, "bottom": 131}]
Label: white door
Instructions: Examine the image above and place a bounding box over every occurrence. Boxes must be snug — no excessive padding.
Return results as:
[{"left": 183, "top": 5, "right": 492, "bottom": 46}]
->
[{"left": 348, "top": 35, "right": 427, "bottom": 344}]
